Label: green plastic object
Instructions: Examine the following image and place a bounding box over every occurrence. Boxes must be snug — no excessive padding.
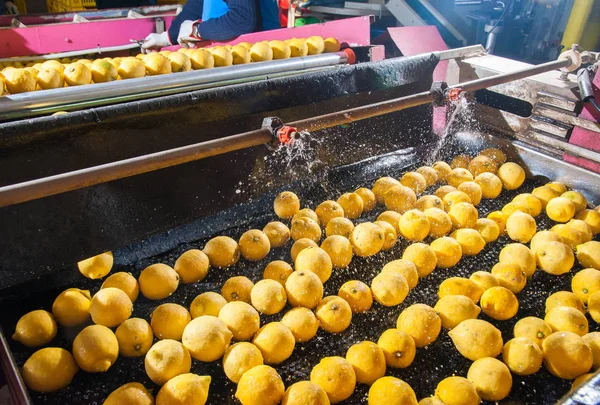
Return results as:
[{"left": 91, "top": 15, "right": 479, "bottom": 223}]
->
[{"left": 295, "top": 16, "right": 322, "bottom": 26}]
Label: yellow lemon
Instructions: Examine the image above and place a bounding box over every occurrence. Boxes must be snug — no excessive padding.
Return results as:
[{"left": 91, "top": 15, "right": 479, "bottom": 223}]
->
[
  {"left": 346, "top": 341, "right": 386, "bottom": 385},
  {"left": 101, "top": 272, "right": 139, "bottom": 302},
  {"left": 231, "top": 44, "right": 251, "bottom": 64},
  {"left": 546, "top": 197, "right": 576, "bottom": 222},
  {"left": 491, "top": 262, "right": 526, "bottom": 293},
  {"left": 458, "top": 181, "right": 483, "bottom": 206},
  {"left": 545, "top": 306, "right": 588, "bottom": 336},
  {"left": 468, "top": 155, "right": 498, "bottom": 176},
  {"left": 513, "top": 193, "right": 543, "bottom": 216},
  {"left": 77, "top": 251, "right": 113, "bottom": 279},
  {"left": 480, "top": 286, "right": 519, "bottom": 320},
  {"left": 372, "top": 176, "right": 401, "bottom": 203},
  {"left": 448, "top": 202, "right": 478, "bottom": 229},
  {"left": 425, "top": 208, "right": 453, "bottom": 238},
  {"left": 542, "top": 331, "right": 593, "bottom": 379},
  {"left": 316, "top": 295, "right": 352, "bottom": 333},
  {"left": 384, "top": 185, "right": 418, "bottom": 213},
  {"left": 469, "top": 271, "right": 499, "bottom": 291},
  {"left": 502, "top": 337, "right": 543, "bottom": 376},
  {"left": 236, "top": 365, "right": 285, "bottom": 405},
  {"left": 182, "top": 315, "right": 232, "bottom": 361},
  {"left": 52, "top": 288, "right": 91, "bottom": 327},
  {"left": 338, "top": 280, "right": 373, "bottom": 313},
  {"left": 37, "top": 68, "right": 63, "bottom": 90},
  {"left": 402, "top": 243, "right": 437, "bottom": 277},
  {"left": 552, "top": 224, "right": 586, "bottom": 249},
  {"left": 73, "top": 325, "right": 119, "bottom": 373},
  {"left": 251, "top": 279, "right": 287, "bottom": 315},
  {"left": 536, "top": 241, "right": 574, "bottom": 275},
  {"left": 532, "top": 185, "right": 560, "bottom": 208},
  {"left": 350, "top": 222, "right": 384, "bottom": 257},
  {"left": 416, "top": 195, "right": 444, "bottom": 211},
  {"left": 91, "top": 59, "right": 117, "bottom": 82},
  {"left": 545, "top": 290, "right": 585, "bottom": 314},
  {"left": 497, "top": 162, "right": 526, "bottom": 190},
  {"left": 306, "top": 36, "right": 325, "bottom": 54},
  {"left": 291, "top": 216, "right": 322, "bottom": 243},
  {"left": 371, "top": 271, "right": 409, "bottom": 306},
  {"left": 475, "top": 218, "right": 500, "bottom": 243},
  {"left": 480, "top": 148, "right": 507, "bottom": 164},
  {"left": 506, "top": 211, "right": 537, "bottom": 243},
  {"left": 151, "top": 303, "right": 191, "bottom": 341},
  {"left": 250, "top": 42, "right": 274, "bottom": 62},
  {"left": 430, "top": 237, "right": 462, "bottom": 268},
  {"left": 115, "top": 318, "right": 153, "bottom": 357},
  {"left": 285, "top": 270, "right": 323, "bottom": 309},
  {"left": 210, "top": 47, "right": 233, "bottom": 67},
  {"left": 218, "top": 301, "right": 260, "bottom": 341},
  {"left": 434, "top": 295, "right": 481, "bottom": 329},
  {"left": 142, "top": 53, "right": 172, "bottom": 75},
  {"left": 499, "top": 243, "right": 536, "bottom": 278},
  {"left": 4, "top": 68, "right": 36, "bottom": 93},
  {"left": 487, "top": 210, "right": 508, "bottom": 234},
  {"left": 430, "top": 162, "right": 450, "bottom": 183},
  {"left": 268, "top": 40, "right": 292, "bottom": 59},
  {"left": 221, "top": 276, "right": 254, "bottom": 303},
  {"left": 41, "top": 60, "right": 65, "bottom": 73},
  {"left": 139, "top": 263, "right": 179, "bottom": 300},
  {"left": 447, "top": 168, "right": 474, "bottom": 188},
  {"left": 286, "top": 38, "right": 309, "bottom": 57},
  {"left": 22, "top": 347, "right": 78, "bottom": 393},
  {"left": 103, "top": 382, "right": 153, "bottom": 405},
  {"left": 449, "top": 319, "right": 503, "bottom": 360},
  {"left": 295, "top": 246, "right": 332, "bottom": 282},
  {"left": 400, "top": 172, "right": 427, "bottom": 194},
  {"left": 377, "top": 328, "right": 416, "bottom": 368},
  {"left": 576, "top": 209, "right": 600, "bottom": 234},
  {"left": 252, "top": 322, "right": 295, "bottom": 364},
  {"left": 236, "top": 41, "right": 253, "bottom": 50},
  {"left": 399, "top": 209, "right": 430, "bottom": 241},
  {"left": 355, "top": 187, "right": 377, "bottom": 211},
  {"left": 190, "top": 291, "right": 227, "bottom": 318},
  {"left": 239, "top": 229, "right": 271, "bottom": 261},
  {"left": 189, "top": 49, "right": 214, "bottom": 69},
  {"left": 572, "top": 373, "right": 594, "bottom": 391},
  {"left": 222, "top": 342, "right": 264, "bottom": 383},
  {"left": 336, "top": 192, "right": 363, "bottom": 219},
  {"left": 572, "top": 268, "right": 600, "bottom": 302},
  {"left": 567, "top": 219, "right": 593, "bottom": 243},
  {"left": 12, "top": 310, "right": 57, "bottom": 348},
  {"left": 435, "top": 376, "right": 479, "bottom": 405},
  {"left": 419, "top": 397, "right": 445, "bottom": 405},
  {"left": 396, "top": 304, "right": 441, "bottom": 348},
  {"left": 263, "top": 221, "right": 290, "bottom": 248},
  {"left": 577, "top": 241, "right": 600, "bottom": 269},
  {"left": 546, "top": 181, "right": 567, "bottom": 194},
  {"left": 451, "top": 154, "right": 472, "bottom": 169},
  {"left": 322, "top": 235, "right": 354, "bottom": 268},
  {"left": 156, "top": 374, "right": 210, "bottom": 405},
  {"left": 282, "top": 381, "right": 330, "bottom": 405},
  {"left": 203, "top": 236, "right": 240, "bottom": 268},
  {"left": 513, "top": 316, "right": 552, "bottom": 347},
  {"left": 475, "top": 172, "right": 503, "bottom": 199},
  {"left": 117, "top": 58, "right": 146, "bottom": 79},
  {"left": 582, "top": 332, "right": 600, "bottom": 369},
  {"left": 530, "top": 231, "right": 563, "bottom": 254},
  {"left": 450, "top": 228, "right": 486, "bottom": 256},
  {"left": 281, "top": 307, "right": 319, "bottom": 342},
  {"left": 174, "top": 249, "right": 209, "bottom": 284},
  {"left": 438, "top": 277, "right": 484, "bottom": 303},
  {"left": 377, "top": 210, "right": 403, "bottom": 234},
  {"left": 417, "top": 166, "right": 439, "bottom": 187},
  {"left": 467, "top": 357, "right": 512, "bottom": 401},
  {"left": 323, "top": 37, "right": 341, "bottom": 52},
  {"left": 311, "top": 356, "right": 356, "bottom": 403},
  {"left": 368, "top": 376, "right": 418, "bottom": 405},
  {"left": 316, "top": 200, "right": 344, "bottom": 226},
  {"left": 443, "top": 190, "right": 471, "bottom": 210},
  {"left": 263, "top": 260, "right": 294, "bottom": 285},
  {"left": 562, "top": 191, "right": 587, "bottom": 213},
  {"left": 382, "top": 259, "right": 419, "bottom": 289},
  {"left": 89, "top": 287, "right": 132, "bottom": 327},
  {"left": 145, "top": 339, "right": 191, "bottom": 385}
]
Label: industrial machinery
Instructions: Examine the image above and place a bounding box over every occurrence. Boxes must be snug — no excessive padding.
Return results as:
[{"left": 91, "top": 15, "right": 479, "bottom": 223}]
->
[{"left": 0, "top": 23, "right": 599, "bottom": 404}]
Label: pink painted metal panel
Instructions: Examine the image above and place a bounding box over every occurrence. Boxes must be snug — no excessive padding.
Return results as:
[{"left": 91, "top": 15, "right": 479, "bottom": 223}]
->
[{"left": 369, "top": 44, "right": 385, "bottom": 62}]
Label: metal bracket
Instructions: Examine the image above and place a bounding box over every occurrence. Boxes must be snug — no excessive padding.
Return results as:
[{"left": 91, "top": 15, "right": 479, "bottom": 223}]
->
[
  {"left": 262, "top": 117, "right": 297, "bottom": 145},
  {"left": 430, "top": 81, "right": 449, "bottom": 106}
]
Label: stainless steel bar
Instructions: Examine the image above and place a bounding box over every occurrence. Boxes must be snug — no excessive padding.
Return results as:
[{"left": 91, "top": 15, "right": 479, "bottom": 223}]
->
[{"left": 435, "top": 45, "right": 485, "bottom": 61}]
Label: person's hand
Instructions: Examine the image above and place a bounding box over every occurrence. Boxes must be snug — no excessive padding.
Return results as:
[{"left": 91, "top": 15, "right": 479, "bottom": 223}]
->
[
  {"left": 5, "top": 1, "right": 19, "bottom": 14},
  {"left": 177, "top": 20, "right": 201, "bottom": 48},
  {"left": 141, "top": 32, "right": 171, "bottom": 52}
]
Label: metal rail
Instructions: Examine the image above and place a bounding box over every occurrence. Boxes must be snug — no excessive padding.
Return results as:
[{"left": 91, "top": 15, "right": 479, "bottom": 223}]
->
[{"left": 0, "top": 54, "right": 572, "bottom": 208}]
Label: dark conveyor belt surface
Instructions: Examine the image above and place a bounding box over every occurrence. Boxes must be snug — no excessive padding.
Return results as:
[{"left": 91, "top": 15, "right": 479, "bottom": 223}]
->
[{"left": 1, "top": 149, "right": 598, "bottom": 405}]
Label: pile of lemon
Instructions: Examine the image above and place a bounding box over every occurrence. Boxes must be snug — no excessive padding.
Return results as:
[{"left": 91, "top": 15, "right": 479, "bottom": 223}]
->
[
  {"left": 0, "top": 36, "right": 340, "bottom": 96},
  {"left": 12, "top": 147, "right": 600, "bottom": 405}
]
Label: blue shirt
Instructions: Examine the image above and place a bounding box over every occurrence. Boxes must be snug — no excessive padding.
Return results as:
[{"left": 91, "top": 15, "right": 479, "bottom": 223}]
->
[{"left": 168, "top": 0, "right": 279, "bottom": 43}]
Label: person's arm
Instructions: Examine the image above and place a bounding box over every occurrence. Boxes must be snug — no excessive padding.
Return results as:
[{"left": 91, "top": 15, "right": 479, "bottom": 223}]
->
[
  {"left": 3, "top": 0, "right": 19, "bottom": 14},
  {"left": 198, "top": 0, "right": 257, "bottom": 41},
  {"left": 168, "top": 0, "right": 204, "bottom": 44}
]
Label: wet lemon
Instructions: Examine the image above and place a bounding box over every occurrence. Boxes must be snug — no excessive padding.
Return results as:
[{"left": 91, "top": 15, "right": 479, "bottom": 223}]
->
[
  {"left": 306, "top": 36, "right": 325, "bottom": 54},
  {"left": 588, "top": 290, "right": 600, "bottom": 322},
  {"left": 4, "top": 68, "right": 36, "bottom": 93},
  {"left": 562, "top": 191, "right": 587, "bottom": 213},
  {"left": 374, "top": 220, "right": 398, "bottom": 251},
  {"left": 545, "top": 306, "right": 588, "bottom": 336},
  {"left": 532, "top": 185, "right": 560, "bottom": 208},
  {"left": 450, "top": 228, "right": 486, "bottom": 256},
  {"left": 399, "top": 209, "right": 430, "bottom": 241},
  {"left": 325, "top": 217, "right": 354, "bottom": 238},
  {"left": 572, "top": 268, "right": 600, "bottom": 302},
  {"left": 447, "top": 168, "right": 474, "bottom": 188},
  {"left": 311, "top": 356, "right": 356, "bottom": 403},
  {"left": 435, "top": 376, "right": 479, "bottom": 405},
  {"left": 530, "top": 230, "right": 563, "bottom": 254},
  {"left": 467, "top": 357, "right": 512, "bottom": 401},
  {"left": 143, "top": 53, "right": 172, "bottom": 75},
  {"left": 479, "top": 148, "right": 507, "bottom": 164},
  {"left": 190, "top": 291, "right": 227, "bottom": 318},
  {"left": 338, "top": 280, "right": 373, "bottom": 313},
  {"left": 282, "top": 381, "right": 330, "bottom": 405},
  {"left": 506, "top": 211, "right": 537, "bottom": 243},
  {"left": 491, "top": 262, "right": 527, "bottom": 293},
  {"left": 91, "top": 59, "right": 117, "bottom": 82},
  {"left": 346, "top": 341, "right": 386, "bottom": 385},
  {"left": 567, "top": 219, "right": 593, "bottom": 243},
  {"left": 577, "top": 241, "right": 600, "bottom": 269},
  {"left": 475, "top": 218, "right": 500, "bottom": 243},
  {"left": 582, "top": 332, "right": 600, "bottom": 369},
  {"left": 396, "top": 304, "right": 441, "bottom": 348},
  {"left": 182, "top": 315, "right": 232, "bottom": 361},
  {"left": 513, "top": 193, "right": 543, "bottom": 216},
  {"left": 350, "top": 222, "right": 385, "bottom": 257},
  {"left": 218, "top": 301, "right": 260, "bottom": 341},
  {"left": 377, "top": 211, "right": 403, "bottom": 234},
  {"left": 449, "top": 319, "right": 503, "bottom": 360},
  {"left": 41, "top": 60, "right": 65, "bottom": 73},
  {"left": 371, "top": 271, "right": 409, "bottom": 306},
  {"left": 222, "top": 342, "right": 264, "bottom": 383},
  {"left": 497, "top": 162, "right": 525, "bottom": 190},
  {"left": 369, "top": 376, "right": 417, "bottom": 405},
  {"left": 151, "top": 303, "right": 191, "bottom": 341},
  {"left": 263, "top": 260, "right": 293, "bottom": 285},
  {"left": 263, "top": 221, "right": 290, "bottom": 247},
  {"left": 499, "top": 243, "right": 536, "bottom": 278},
  {"left": 268, "top": 40, "right": 291, "bottom": 59},
  {"left": 502, "top": 337, "right": 543, "bottom": 376},
  {"left": 424, "top": 208, "right": 452, "bottom": 238},
  {"left": 572, "top": 373, "right": 594, "bottom": 391},
  {"left": 316, "top": 295, "right": 352, "bottom": 334},
  {"left": 89, "top": 287, "right": 132, "bottom": 327},
  {"left": 37, "top": 68, "right": 63, "bottom": 89},
  {"left": 536, "top": 241, "right": 574, "bottom": 275},
  {"left": 416, "top": 195, "right": 444, "bottom": 211},
  {"left": 145, "top": 339, "right": 191, "bottom": 385},
  {"left": 546, "top": 181, "right": 567, "bottom": 194},
  {"left": 77, "top": 251, "right": 113, "bottom": 279},
  {"left": 377, "top": 328, "right": 416, "bottom": 368},
  {"left": 545, "top": 291, "right": 585, "bottom": 314},
  {"left": 295, "top": 246, "right": 332, "bottom": 283},
  {"left": 203, "top": 236, "right": 240, "bottom": 268},
  {"left": 487, "top": 210, "right": 508, "bottom": 234},
  {"left": 22, "top": 347, "right": 78, "bottom": 392},
  {"left": 12, "top": 310, "right": 57, "bottom": 348},
  {"left": 576, "top": 209, "right": 600, "bottom": 234},
  {"left": 438, "top": 277, "right": 484, "bottom": 303},
  {"left": 231, "top": 44, "right": 251, "bottom": 64},
  {"left": 323, "top": 37, "right": 341, "bottom": 53},
  {"left": 321, "top": 235, "right": 353, "bottom": 268},
  {"left": 337, "top": 192, "right": 364, "bottom": 219},
  {"left": 419, "top": 397, "right": 445, "bottom": 405},
  {"left": 239, "top": 229, "right": 271, "bottom": 261},
  {"left": 546, "top": 197, "right": 576, "bottom": 222},
  {"left": 236, "top": 365, "right": 285, "bottom": 405},
  {"left": 101, "top": 272, "right": 139, "bottom": 302},
  {"left": 448, "top": 202, "right": 478, "bottom": 229},
  {"left": 552, "top": 224, "right": 585, "bottom": 249},
  {"left": 252, "top": 322, "right": 295, "bottom": 364},
  {"left": 139, "top": 263, "right": 179, "bottom": 300},
  {"left": 52, "top": 288, "right": 91, "bottom": 327},
  {"left": 118, "top": 58, "right": 146, "bottom": 79},
  {"left": 417, "top": 166, "right": 439, "bottom": 187},
  {"left": 430, "top": 237, "right": 462, "bottom": 268},
  {"left": 474, "top": 172, "right": 502, "bottom": 199},
  {"left": 291, "top": 217, "right": 322, "bottom": 243},
  {"left": 156, "top": 373, "right": 210, "bottom": 405},
  {"left": 291, "top": 208, "right": 315, "bottom": 228},
  {"left": 355, "top": 187, "right": 377, "bottom": 212},
  {"left": 115, "top": 318, "right": 153, "bottom": 357},
  {"left": 480, "top": 286, "right": 518, "bottom": 320},
  {"left": 514, "top": 317, "right": 552, "bottom": 347},
  {"left": 285, "top": 270, "right": 323, "bottom": 308},
  {"left": 458, "top": 181, "right": 482, "bottom": 206},
  {"left": 251, "top": 279, "right": 287, "bottom": 315},
  {"left": 210, "top": 47, "right": 233, "bottom": 67},
  {"left": 450, "top": 155, "right": 471, "bottom": 169},
  {"left": 281, "top": 307, "right": 319, "bottom": 342},
  {"left": 542, "top": 331, "right": 593, "bottom": 379},
  {"left": 402, "top": 243, "right": 437, "bottom": 277},
  {"left": 469, "top": 271, "right": 499, "bottom": 291},
  {"left": 434, "top": 185, "right": 457, "bottom": 200},
  {"left": 468, "top": 155, "right": 498, "bottom": 176},
  {"left": 382, "top": 259, "right": 419, "bottom": 289},
  {"left": 174, "top": 249, "right": 209, "bottom": 284},
  {"left": 384, "top": 185, "right": 417, "bottom": 213},
  {"left": 434, "top": 295, "right": 481, "bottom": 329},
  {"left": 104, "top": 382, "right": 153, "bottom": 405},
  {"left": 73, "top": 325, "right": 119, "bottom": 373},
  {"left": 443, "top": 190, "right": 472, "bottom": 210},
  {"left": 64, "top": 63, "right": 92, "bottom": 86},
  {"left": 190, "top": 49, "right": 215, "bottom": 69},
  {"left": 433, "top": 161, "right": 452, "bottom": 181},
  {"left": 372, "top": 177, "right": 402, "bottom": 204},
  {"left": 222, "top": 276, "right": 254, "bottom": 303},
  {"left": 316, "top": 200, "right": 344, "bottom": 226},
  {"left": 400, "top": 172, "right": 427, "bottom": 194}
]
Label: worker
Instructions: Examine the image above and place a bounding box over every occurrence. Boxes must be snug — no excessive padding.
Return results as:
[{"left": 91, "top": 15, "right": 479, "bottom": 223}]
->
[
  {"left": 142, "top": 0, "right": 280, "bottom": 49},
  {"left": 1, "top": 0, "right": 19, "bottom": 14}
]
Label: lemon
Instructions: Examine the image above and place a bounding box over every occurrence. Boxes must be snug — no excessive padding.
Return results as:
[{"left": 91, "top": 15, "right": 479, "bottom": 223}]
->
[
  {"left": 552, "top": 224, "right": 585, "bottom": 249},
  {"left": 41, "top": 60, "right": 65, "bottom": 73},
  {"left": 236, "top": 42, "right": 253, "bottom": 51},
  {"left": 424, "top": 208, "right": 452, "bottom": 238},
  {"left": 252, "top": 322, "right": 295, "bottom": 364},
  {"left": 371, "top": 271, "right": 409, "bottom": 306},
  {"left": 432, "top": 161, "right": 452, "bottom": 181},
  {"left": 480, "top": 148, "right": 507, "bottom": 164},
  {"left": 491, "top": 262, "right": 527, "bottom": 293},
  {"left": 434, "top": 295, "right": 481, "bottom": 329},
  {"left": 231, "top": 44, "right": 251, "bottom": 64},
  {"left": 263, "top": 261, "right": 294, "bottom": 286},
  {"left": 443, "top": 190, "right": 472, "bottom": 210},
  {"left": 435, "top": 376, "right": 479, "bottom": 405},
  {"left": 368, "top": 376, "right": 418, "bottom": 405},
  {"left": 355, "top": 187, "right": 377, "bottom": 212},
  {"left": 532, "top": 185, "right": 560, "bottom": 208},
  {"left": 450, "top": 228, "right": 486, "bottom": 256},
  {"left": 545, "top": 291, "right": 585, "bottom": 314},
  {"left": 474, "top": 172, "right": 503, "bottom": 199},
  {"left": 487, "top": 210, "right": 508, "bottom": 234},
  {"left": 572, "top": 268, "right": 600, "bottom": 302},
  {"left": 77, "top": 251, "right": 113, "bottom": 279},
  {"left": 438, "top": 277, "right": 484, "bottom": 302},
  {"left": 567, "top": 219, "right": 593, "bottom": 243},
  {"left": 513, "top": 193, "right": 543, "bottom": 216},
  {"left": 311, "top": 356, "right": 356, "bottom": 403},
  {"left": 400, "top": 172, "right": 427, "bottom": 194},
  {"left": 582, "top": 332, "right": 600, "bottom": 370},
  {"left": 430, "top": 237, "right": 463, "bottom": 268},
  {"left": 306, "top": 36, "right": 325, "bottom": 54},
  {"left": 218, "top": 301, "right": 260, "bottom": 341},
  {"left": 469, "top": 271, "right": 499, "bottom": 291},
  {"left": 372, "top": 177, "right": 402, "bottom": 203},
  {"left": 416, "top": 166, "right": 439, "bottom": 186},
  {"left": 37, "top": 68, "right": 63, "bottom": 89},
  {"left": 451, "top": 154, "right": 472, "bottom": 169},
  {"left": 281, "top": 307, "right": 319, "bottom": 342},
  {"left": 52, "top": 288, "right": 91, "bottom": 327},
  {"left": 350, "top": 222, "right": 385, "bottom": 257},
  {"left": 531, "top": 230, "right": 565, "bottom": 254},
  {"left": 145, "top": 339, "right": 191, "bottom": 385},
  {"left": 467, "top": 357, "right": 512, "bottom": 401},
  {"left": 251, "top": 279, "right": 287, "bottom": 315},
  {"left": 336, "top": 192, "right": 363, "bottom": 219},
  {"left": 572, "top": 373, "right": 594, "bottom": 390},
  {"left": 104, "top": 382, "right": 153, "bottom": 405},
  {"left": 384, "top": 185, "right": 417, "bottom": 213},
  {"left": 139, "top": 263, "right": 179, "bottom": 300},
  {"left": 498, "top": 162, "right": 526, "bottom": 190},
  {"left": 468, "top": 155, "right": 498, "bottom": 176},
  {"left": 448, "top": 202, "right": 478, "bottom": 229},
  {"left": 222, "top": 276, "right": 254, "bottom": 303},
  {"left": 182, "top": 315, "right": 232, "bottom": 361},
  {"left": 156, "top": 374, "right": 210, "bottom": 405},
  {"left": 545, "top": 306, "right": 588, "bottom": 336},
  {"left": 316, "top": 200, "right": 345, "bottom": 226},
  {"left": 542, "top": 331, "right": 593, "bottom": 379},
  {"left": 447, "top": 168, "right": 474, "bottom": 188},
  {"left": 223, "top": 342, "right": 264, "bottom": 383},
  {"left": 322, "top": 37, "right": 341, "bottom": 53},
  {"left": 174, "top": 249, "right": 209, "bottom": 284},
  {"left": 345, "top": 341, "right": 386, "bottom": 385},
  {"left": 514, "top": 317, "right": 552, "bottom": 347},
  {"left": 291, "top": 217, "right": 322, "bottom": 243},
  {"left": 89, "top": 287, "right": 132, "bottom": 327},
  {"left": 377, "top": 328, "right": 416, "bottom": 368},
  {"left": 416, "top": 195, "right": 444, "bottom": 211},
  {"left": 502, "top": 337, "right": 543, "bottom": 376},
  {"left": 562, "top": 191, "right": 587, "bottom": 213},
  {"left": 91, "top": 59, "right": 117, "bottom": 82},
  {"left": 143, "top": 53, "right": 172, "bottom": 75},
  {"left": 203, "top": 236, "right": 240, "bottom": 268},
  {"left": 73, "top": 325, "right": 119, "bottom": 373},
  {"left": 115, "top": 318, "right": 153, "bottom": 357},
  {"left": 295, "top": 246, "right": 333, "bottom": 283},
  {"left": 117, "top": 58, "right": 146, "bottom": 79},
  {"left": 396, "top": 304, "right": 441, "bottom": 348},
  {"left": 402, "top": 243, "right": 437, "bottom": 277},
  {"left": 238, "top": 229, "right": 271, "bottom": 261},
  {"left": 250, "top": 42, "right": 274, "bottom": 61},
  {"left": 458, "top": 182, "right": 482, "bottom": 206},
  {"left": 376, "top": 210, "right": 403, "bottom": 234},
  {"left": 263, "top": 221, "right": 290, "bottom": 248},
  {"left": 576, "top": 209, "right": 600, "bottom": 233},
  {"left": 101, "top": 272, "right": 139, "bottom": 302},
  {"left": 4, "top": 68, "right": 36, "bottom": 93},
  {"left": 419, "top": 397, "right": 445, "bottom": 405},
  {"left": 285, "top": 270, "right": 323, "bottom": 308},
  {"left": 474, "top": 218, "right": 500, "bottom": 243},
  {"left": 449, "top": 319, "right": 503, "bottom": 360},
  {"left": 236, "top": 365, "right": 285, "bottom": 405},
  {"left": 293, "top": 208, "right": 320, "bottom": 225},
  {"left": 498, "top": 243, "right": 536, "bottom": 278},
  {"left": 536, "top": 241, "right": 574, "bottom": 275},
  {"left": 506, "top": 211, "right": 537, "bottom": 243},
  {"left": 210, "top": 47, "right": 233, "bottom": 67},
  {"left": 189, "top": 49, "right": 214, "bottom": 69},
  {"left": 22, "top": 347, "right": 78, "bottom": 392},
  {"left": 150, "top": 303, "right": 191, "bottom": 341},
  {"left": 546, "top": 197, "right": 576, "bottom": 222},
  {"left": 282, "top": 381, "right": 330, "bottom": 405},
  {"left": 316, "top": 295, "right": 352, "bottom": 333},
  {"left": 190, "top": 292, "right": 227, "bottom": 318},
  {"left": 480, "top": 286, "right": 518, "bottom": 320},
  {"left": 338, "top": 280, "right": 373, "bottom": 313},
  {"left": 588, "top": 290, "right": 600, "bottom": 322},
  {"left": 435, "top": 185, "right": 457, "bottom": 200},
  {"left": 321, "top": 235, "right": 353, "bottom": 268},
  {"left": 12, "top": 310, "right": 57, "bottom": 348},
  {"left": 399, "top": 209, "right": 430, "bottom": 241},
  {"left": 577, "top": 241, "right": 600, "bottom": 269}
]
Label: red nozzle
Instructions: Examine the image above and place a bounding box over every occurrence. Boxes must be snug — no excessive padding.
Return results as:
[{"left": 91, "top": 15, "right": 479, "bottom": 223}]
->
[
  {"left": 342, "top": 48, "right": 356, "bottom": 65},
  {"left": 277, "top": 126, "right": 296, "bottom": 144},
  {"left": 447, "top": 88, "right": 462, "bottom": 102}
]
